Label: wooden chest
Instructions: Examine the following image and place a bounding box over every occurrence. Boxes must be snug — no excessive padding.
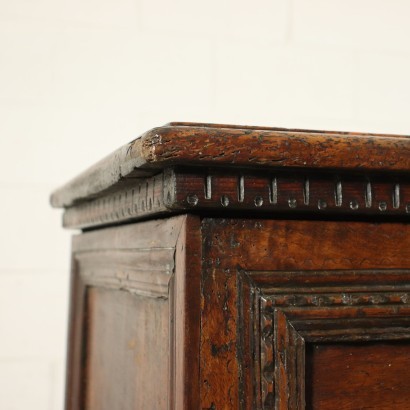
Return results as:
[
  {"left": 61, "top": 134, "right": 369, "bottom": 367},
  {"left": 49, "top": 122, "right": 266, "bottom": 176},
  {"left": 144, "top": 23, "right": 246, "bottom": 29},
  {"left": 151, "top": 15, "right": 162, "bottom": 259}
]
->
[{"left": 51, "top": 122, "right": 410, "bottom": 409}]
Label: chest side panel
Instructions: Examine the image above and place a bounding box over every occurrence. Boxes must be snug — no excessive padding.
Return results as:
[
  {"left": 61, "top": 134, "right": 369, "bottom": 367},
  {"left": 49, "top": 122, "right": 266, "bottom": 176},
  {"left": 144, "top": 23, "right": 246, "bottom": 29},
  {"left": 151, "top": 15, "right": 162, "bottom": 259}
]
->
[{"left": 67, "top": 216, "right": 190, "bottom": 410}]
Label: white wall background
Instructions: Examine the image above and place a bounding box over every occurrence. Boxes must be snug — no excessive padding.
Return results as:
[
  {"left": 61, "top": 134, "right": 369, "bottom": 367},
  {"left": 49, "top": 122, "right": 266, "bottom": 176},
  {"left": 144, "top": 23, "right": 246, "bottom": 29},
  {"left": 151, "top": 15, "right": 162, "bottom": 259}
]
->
[{"left": 1, "top": 1, "right": 410, "bottom": 408}]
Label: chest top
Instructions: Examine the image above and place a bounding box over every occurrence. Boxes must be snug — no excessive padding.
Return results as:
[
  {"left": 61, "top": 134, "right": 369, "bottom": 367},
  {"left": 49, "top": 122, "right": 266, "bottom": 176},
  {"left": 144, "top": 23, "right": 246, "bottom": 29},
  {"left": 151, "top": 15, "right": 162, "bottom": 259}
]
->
[{"left": 50, "top": 122, "right": 410, "bottom": 229}]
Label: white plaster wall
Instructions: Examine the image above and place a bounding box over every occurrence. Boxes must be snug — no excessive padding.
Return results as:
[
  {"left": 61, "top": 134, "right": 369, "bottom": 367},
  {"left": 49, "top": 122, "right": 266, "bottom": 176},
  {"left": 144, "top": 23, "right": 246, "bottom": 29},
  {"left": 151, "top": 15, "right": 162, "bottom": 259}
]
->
[{"left": 1, "top": 1, "right": 410, "bottom": 408}]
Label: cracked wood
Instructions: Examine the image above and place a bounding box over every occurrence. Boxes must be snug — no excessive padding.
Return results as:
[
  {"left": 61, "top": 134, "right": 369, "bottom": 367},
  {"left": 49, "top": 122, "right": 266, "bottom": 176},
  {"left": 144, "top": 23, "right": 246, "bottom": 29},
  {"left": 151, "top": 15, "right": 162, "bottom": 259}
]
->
[{"left": 50, "top": 122, "right": 410, "bottom": 208}]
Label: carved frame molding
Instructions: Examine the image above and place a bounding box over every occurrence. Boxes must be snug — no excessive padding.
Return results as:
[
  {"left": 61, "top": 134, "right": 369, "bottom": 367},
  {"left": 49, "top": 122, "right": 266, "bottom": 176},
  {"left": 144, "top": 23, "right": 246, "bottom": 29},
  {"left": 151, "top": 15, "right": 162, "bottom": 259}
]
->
[
  {"left": 62, "top": 168, "right": 410, "bottom": 229},
  {"left": 238, "top": 269, "right": 410, "bottom": 410}
]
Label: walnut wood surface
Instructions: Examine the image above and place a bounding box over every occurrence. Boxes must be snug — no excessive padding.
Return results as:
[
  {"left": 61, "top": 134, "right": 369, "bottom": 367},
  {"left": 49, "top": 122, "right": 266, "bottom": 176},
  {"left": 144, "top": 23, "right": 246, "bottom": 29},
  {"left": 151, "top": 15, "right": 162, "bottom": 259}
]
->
[
  {"left": 56, "top": 122, "right": 410, "bottom": 409},
  {"left": 67, "top": 215, "right": 200, "bottom": 410},
  {"left": 85, "top": 288, "right": 169, "bottom": 409},
  {"left": 61, "top": 167, "right": 410, "bottom": 229},
  {"left": 65, "top": 215, "right": 410, "bottom": 409},
  {"left": 50, "top": 122, "right": 410, "bottom": 208},
  {"left": 200, "top": 218, "right": 410, "bottom": 409},
  {"left": 305, "top": 342, "right": 410, "bottom": 409}
]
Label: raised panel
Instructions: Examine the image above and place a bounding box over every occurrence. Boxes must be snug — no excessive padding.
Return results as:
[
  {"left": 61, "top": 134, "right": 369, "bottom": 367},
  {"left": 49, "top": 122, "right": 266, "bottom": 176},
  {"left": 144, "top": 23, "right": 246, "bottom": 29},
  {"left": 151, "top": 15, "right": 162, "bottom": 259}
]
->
[
  {"left": 200, "top": 219, "right": 410, "bottom": 410},
  {"left": 253, "top": 270, "right": 410, "bottom": 409},
  {"left": 305, "top": 342, "right": 410, "bottom": 409},
  {"left": 66, "top": 215, "right": 201, "bottom": 410},
  {"left": 85, "top": 288, "right": 170, "bottom": 409}
]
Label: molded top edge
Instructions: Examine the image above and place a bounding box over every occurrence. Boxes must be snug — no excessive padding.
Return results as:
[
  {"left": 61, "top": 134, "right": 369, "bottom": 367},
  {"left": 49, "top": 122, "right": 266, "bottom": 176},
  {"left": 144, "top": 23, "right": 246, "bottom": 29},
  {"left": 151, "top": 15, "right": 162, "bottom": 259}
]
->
[{"left": 50, "top": 122, "right": 410, "bottom": 208}]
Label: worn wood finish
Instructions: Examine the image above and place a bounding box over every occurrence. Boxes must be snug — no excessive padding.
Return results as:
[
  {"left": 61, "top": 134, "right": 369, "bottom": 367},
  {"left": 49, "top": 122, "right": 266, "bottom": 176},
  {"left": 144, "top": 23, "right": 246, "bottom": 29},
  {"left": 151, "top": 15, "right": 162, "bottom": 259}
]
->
[
  {"left": 61, "top": 167, "right": 410, "bottom": 229},
  {"left": 62, "top": 173, "right": 171, "bottom": 229},
  {"left": 67, "top": 215, "right": 201, "bottom": 410},
  {"left": 65, "top": 256, "right": 86, "bottom": 410},
  {"left": 173, "top": 215, "right": 202, "bottom": 408},
  {"left": 202, "top": 218, "right": 410, "bottom": 271},
  {"left": 138, "top": 125, "right": 410, "bottom": 171},
  {"left": 85, "top": 288, "right": 169, "bottom": 409},
  {"left": 50, "top": 122, "right": 410, "bottom": 208},
  {"left": 69, "top": 217, "right": 179, "bottom": 409},
  {"left": 200, "top": 219, "right": 410, "bottom": 409},
  {"left": 305, "top": 342, "right": 410, "bottom": 409},
  {"left": 53, "top": 122, "right": 410, "bottom": 409},
  {"left": 170, "top": 168, "right": 410, "bottom": 216}
]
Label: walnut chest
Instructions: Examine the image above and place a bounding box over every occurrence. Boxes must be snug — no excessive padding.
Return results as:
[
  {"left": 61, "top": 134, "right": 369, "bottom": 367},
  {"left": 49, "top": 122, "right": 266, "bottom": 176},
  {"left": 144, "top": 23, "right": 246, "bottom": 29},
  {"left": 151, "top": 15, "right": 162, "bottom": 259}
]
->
[{"left": 51, "top": 122, "right": 410, "bottom": 409}]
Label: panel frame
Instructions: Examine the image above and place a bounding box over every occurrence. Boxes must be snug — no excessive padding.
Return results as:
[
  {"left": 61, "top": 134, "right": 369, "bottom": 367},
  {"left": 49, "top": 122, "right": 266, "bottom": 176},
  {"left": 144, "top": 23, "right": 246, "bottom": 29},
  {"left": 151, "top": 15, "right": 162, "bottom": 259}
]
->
[
  {"left": 200, "top": 218, "right": 410, "bottom": 410},
  {"left": 64, "top": 215, "right": 201, "bottom": 410},
  {"left": 239, "top": 269, "right": 410, "bottom": 410}
]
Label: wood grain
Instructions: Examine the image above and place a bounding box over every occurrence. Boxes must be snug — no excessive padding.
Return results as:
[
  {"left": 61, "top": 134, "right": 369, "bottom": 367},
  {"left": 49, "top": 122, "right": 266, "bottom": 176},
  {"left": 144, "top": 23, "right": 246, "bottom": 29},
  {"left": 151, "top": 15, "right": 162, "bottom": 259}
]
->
[
  {"left": 173, "top": 215, "right": 202, "bottom": 409},
  {"left": 85, "top": 288, "right": 170, "bottom": 410},
  {"left": 67, "top": 216, "right": 190, "bottom": 409},
  {"left": 202, "top": 218, "right": 410, "bottom": 271},
  {"left": 305, "top": 342, "right": 410, "bottom": 409},
  {"left": 200, "top": 218, "right": 410, "bottom": 409},
  {"left": 65, "top": 256, "right": 86, "bottom": 410},
  {"left": 61, "top": 167, "right": 410, "bottom": 229},
  {"left": 138, "top": 125, "right": 410, "bottom": 172},
  {"left": 55, "top": 122, "right": 410, "bottom": 409},
  {"left": 50, "top": 122, "right": 410, "bottom": 208}
]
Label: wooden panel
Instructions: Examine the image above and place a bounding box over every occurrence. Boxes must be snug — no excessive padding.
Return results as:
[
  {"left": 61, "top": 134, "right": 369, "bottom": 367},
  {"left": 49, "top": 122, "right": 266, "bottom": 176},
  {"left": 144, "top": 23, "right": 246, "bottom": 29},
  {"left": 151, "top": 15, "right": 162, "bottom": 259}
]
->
[
  {"left": 305, "top": 342, "right": 410, "bottom": 409},
  {"left": 72, "top": 216, "right": 183, "bottom": 252},
  {"left": 85, "top": 288, "right": 170, "bottom": 409},
  {"left": 66, "top": 215, "right": 202, "bottom": 410},
  {"left": 202, "top": 218, "right": 410, "bottom": 271},
  {"left": 200, "top": 219, "right": 410, "bottom": 409}
]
